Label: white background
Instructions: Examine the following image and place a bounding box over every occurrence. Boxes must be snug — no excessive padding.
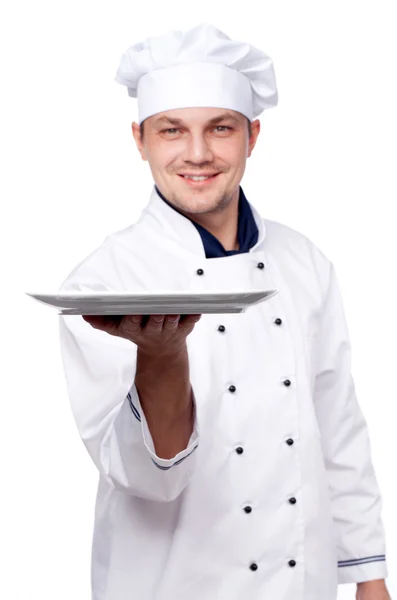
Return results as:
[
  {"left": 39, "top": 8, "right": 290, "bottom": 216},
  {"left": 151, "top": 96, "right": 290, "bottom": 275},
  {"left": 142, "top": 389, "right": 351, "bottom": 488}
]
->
[{"left": 2, "top": 1, "right": 396, "bottom": 598}]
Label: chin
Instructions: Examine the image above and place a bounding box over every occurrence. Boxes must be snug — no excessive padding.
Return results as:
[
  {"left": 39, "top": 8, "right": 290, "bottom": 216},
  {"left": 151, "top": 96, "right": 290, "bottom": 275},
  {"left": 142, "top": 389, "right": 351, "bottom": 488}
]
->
[{"left": 181, "top": 194, "right": 227, "bottom": 215}]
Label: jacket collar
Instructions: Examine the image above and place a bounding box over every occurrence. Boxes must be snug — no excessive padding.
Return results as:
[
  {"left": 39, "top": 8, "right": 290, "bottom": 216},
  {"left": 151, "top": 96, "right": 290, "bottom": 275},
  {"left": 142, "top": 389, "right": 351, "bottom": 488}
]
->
[{"left": 139, "top": 185, "right": 266, "bottom": 258}]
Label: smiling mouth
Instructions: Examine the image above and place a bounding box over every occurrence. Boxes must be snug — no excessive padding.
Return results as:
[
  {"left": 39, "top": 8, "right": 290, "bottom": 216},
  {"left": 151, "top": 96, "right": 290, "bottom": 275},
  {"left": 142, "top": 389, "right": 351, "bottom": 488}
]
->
[
  {"left": 178, "top": 173, "right": 219, "bottom": 181},
  {"left": 178, "top": 173, "right": 220, "bottom": 183}
]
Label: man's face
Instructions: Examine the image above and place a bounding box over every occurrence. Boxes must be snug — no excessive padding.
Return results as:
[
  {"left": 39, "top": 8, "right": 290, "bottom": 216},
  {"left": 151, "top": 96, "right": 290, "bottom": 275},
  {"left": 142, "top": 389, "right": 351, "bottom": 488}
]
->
[{"left": 132, "top": 107, "right": 260, "bottom": 216}]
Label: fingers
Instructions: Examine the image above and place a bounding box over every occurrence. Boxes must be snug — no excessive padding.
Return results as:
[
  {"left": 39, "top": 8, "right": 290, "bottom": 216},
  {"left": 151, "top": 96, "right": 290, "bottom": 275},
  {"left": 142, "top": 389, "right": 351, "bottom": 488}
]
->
[
  {"left": 147, "top": 314, "right": 201, "bottom": 331},
  {"left": 122, "top": 315, "right": 144, "bottom": 336},
  {"left": 145, "top": 314, "right": 181, "bottom": 332},
  {"left": 121, "top": 315, "right": 181, "bottom": 338},
  {"left": 163, "top": 314, "right": 181, "bottom": 329},
  {"left": 82, "top": 313, "right": 202, "bottom": 343},
  {"left": 145, "top": 315, "right": 166, "bottom": 332}
]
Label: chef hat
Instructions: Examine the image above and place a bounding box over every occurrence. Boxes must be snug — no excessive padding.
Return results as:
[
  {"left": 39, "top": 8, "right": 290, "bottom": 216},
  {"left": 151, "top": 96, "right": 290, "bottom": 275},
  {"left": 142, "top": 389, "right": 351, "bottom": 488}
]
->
[{"left": 114, "top": 22, "right": 278, "bottom": 124}]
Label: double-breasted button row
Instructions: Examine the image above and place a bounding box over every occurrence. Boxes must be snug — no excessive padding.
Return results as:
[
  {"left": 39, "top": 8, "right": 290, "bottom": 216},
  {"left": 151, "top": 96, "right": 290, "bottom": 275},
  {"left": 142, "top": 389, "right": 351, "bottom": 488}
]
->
[{"left": 201, "top": 259, "right": 296, "bottom": 574}]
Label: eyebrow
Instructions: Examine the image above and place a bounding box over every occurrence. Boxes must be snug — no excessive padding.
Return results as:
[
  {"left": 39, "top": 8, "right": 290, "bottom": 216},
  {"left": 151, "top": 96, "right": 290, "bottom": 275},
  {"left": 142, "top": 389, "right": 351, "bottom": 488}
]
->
[{"left": 154, "top": 113, "right": 241, "bottom": 127}]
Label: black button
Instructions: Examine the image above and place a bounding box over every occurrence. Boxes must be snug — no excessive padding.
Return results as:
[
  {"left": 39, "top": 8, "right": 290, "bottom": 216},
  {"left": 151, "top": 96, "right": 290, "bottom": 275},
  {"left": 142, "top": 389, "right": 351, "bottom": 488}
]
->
[
  {"left": 250, "top": 563, "right": 258, "bottom": 571},
  {"left": 283, "top": 379, "right": 291, "bottom": 387},
  {"left": 288, "top": 560, "right": 296, "bottom": 567},
  {"left": 275, "top": 318, "right": 282, "bottom": 325},
  {"left": 289, "top": 497, "right": 297, "bottom": 504},
  {"left": 196, "top": 268, "right": 204, "bottom": 275},
  {"left": 286, "top": 438, "right": 294, "bottom": 446},
  {"left": 236, "top": 446, "right": 244, "bottom": 454},
  {"left": 229, "top": 385, "right": 236, "bottom": 393},
  {"left": 257, "top": 262, "right": 265, "bottom": 269},
  {"left": 244, "top": 506, "right": 252, "bottom": 513},
  {"left": 218, "top": 325, "right": 226, "bottom": 332}
]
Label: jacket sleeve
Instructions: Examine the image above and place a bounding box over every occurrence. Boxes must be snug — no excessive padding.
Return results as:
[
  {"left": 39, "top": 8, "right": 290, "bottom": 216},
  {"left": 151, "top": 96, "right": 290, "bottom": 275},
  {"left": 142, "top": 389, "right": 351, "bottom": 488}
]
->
[
  {"left": 58, "top": 296, "right": 200, "bottom": 503},
  {"left": 312, "top": 261, "right": 388, "bottom": 585}
]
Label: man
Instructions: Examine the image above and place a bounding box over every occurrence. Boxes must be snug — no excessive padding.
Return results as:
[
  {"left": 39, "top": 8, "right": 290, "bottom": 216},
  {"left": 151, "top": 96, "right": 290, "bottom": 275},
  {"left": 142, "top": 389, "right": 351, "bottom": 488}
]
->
[{"left": 58, "top": 23, "right": 391, "bottom": 600}]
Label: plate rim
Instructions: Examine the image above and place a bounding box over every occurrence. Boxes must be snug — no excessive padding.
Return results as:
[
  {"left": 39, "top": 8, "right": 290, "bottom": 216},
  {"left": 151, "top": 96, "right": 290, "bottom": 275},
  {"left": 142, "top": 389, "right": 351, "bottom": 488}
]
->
[{"left": 26, "top": 288, "right": 278, "bottom": 299}]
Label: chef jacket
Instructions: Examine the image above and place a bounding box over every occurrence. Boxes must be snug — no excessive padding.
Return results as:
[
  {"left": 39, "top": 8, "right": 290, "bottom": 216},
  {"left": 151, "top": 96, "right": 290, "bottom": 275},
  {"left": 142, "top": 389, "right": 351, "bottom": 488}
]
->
[{"left": 58, "top": 184, "right": 388, "bottom": 600}]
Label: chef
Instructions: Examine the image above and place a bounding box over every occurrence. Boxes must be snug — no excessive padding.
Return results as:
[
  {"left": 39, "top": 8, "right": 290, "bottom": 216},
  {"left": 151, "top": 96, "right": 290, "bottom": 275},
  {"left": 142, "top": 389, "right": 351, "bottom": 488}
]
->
[{"left": 58, "top": 22, "right": 390, "bottom": 600}]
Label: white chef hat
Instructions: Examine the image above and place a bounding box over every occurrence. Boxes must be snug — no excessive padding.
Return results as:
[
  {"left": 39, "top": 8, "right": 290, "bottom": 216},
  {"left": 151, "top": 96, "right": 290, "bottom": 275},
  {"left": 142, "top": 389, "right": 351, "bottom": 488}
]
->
[{"left": 114, "top": 22, "right": 278, "bottom": 125}]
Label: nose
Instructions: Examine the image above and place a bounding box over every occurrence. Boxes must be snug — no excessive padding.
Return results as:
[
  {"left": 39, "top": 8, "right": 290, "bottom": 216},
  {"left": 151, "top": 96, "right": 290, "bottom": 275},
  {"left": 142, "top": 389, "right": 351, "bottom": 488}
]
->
[{"left": 182, "top": 132, "right": 214, "bottom": 165}]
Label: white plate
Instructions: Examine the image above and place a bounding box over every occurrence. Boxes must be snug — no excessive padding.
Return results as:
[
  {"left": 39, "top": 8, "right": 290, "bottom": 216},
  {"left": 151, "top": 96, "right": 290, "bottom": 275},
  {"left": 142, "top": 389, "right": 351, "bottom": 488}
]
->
[{"left": 26, "top": 289, "right": 279, "bottom": 315}]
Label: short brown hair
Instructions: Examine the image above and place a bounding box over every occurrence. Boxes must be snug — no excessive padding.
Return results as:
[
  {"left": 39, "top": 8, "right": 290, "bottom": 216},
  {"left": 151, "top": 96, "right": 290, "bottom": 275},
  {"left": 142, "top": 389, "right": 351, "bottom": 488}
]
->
[{"left": 139, "top": 117, "right": 252, "bottom": 141}]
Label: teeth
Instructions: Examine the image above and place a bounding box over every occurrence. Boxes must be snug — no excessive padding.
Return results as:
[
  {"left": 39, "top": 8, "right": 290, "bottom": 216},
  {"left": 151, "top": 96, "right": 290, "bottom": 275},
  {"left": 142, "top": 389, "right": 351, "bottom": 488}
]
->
[{"left": 184, "top": 175, "right": 212, "bottom": 181}]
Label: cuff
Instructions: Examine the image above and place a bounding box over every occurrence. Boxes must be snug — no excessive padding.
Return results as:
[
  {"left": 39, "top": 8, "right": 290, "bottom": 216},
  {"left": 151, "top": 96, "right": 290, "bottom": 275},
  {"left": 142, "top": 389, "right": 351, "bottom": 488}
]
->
[
  {"left": 128, "top": 384, "right": 200, "bottom": 470},
  {"left": 338, "top": 555, "right": 388, "bottom": 584}
]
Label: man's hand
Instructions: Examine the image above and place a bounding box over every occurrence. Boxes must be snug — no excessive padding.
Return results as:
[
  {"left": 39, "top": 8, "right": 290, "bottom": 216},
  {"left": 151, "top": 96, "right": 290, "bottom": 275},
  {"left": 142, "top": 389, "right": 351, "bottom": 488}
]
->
[
  {"left": 82, "top": 313, "right": 202, "bottom": 357},
  {"left": 356, "top": 579, "right": 391, "bottom": 600}
]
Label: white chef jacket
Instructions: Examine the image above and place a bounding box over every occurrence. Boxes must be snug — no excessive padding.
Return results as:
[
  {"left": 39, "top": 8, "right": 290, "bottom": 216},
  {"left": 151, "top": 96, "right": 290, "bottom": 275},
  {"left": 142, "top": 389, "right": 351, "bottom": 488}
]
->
[{"left": 58, "top": 185, "right": 388, "bottom": 600}]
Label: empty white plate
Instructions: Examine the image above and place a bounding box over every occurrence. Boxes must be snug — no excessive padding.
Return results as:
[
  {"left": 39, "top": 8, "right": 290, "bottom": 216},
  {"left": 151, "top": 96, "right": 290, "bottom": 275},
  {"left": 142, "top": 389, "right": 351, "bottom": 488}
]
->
[{"left": 26, "top": 289, "right": 279, "bottom": 315}]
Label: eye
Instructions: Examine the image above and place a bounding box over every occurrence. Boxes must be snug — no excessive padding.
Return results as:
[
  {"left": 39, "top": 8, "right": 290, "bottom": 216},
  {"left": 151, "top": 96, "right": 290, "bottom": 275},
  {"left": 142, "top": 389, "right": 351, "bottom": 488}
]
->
[
  {"left": 215, "top": 126, "right": 231, "bottom": 132},
  {"left": 163, "top": 128, "right": 179, "bottom": 134}
]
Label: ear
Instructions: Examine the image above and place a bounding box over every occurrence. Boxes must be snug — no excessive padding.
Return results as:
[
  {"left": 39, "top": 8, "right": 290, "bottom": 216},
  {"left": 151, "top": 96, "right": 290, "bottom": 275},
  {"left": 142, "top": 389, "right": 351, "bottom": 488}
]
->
[
  {"left": 131, "top": 122, "right": 148, "bottom": 161},
  {"left": 247, "top": 119, "right": 260, "bottom": 158}
]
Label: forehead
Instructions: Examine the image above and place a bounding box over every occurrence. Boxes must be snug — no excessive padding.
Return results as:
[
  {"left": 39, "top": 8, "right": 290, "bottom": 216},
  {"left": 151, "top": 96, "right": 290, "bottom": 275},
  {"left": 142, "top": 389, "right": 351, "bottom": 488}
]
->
[{"left": 147, "top": 107, "right": 245, "bottom": 127}]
